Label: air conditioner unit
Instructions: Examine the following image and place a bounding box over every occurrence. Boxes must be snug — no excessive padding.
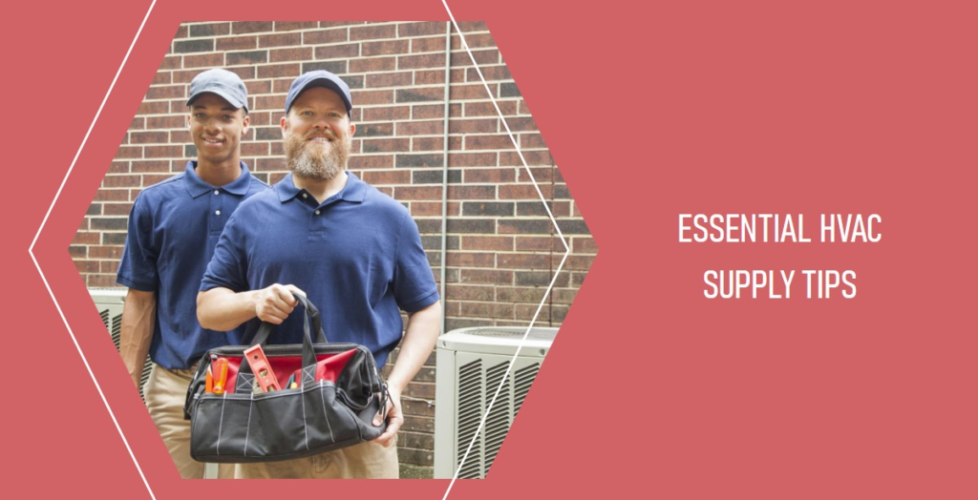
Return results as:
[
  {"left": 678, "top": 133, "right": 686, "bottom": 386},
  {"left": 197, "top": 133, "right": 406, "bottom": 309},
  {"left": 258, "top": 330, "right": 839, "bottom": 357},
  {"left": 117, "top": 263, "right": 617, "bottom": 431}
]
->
[
  {"left": 88, "top": 287, "right": 152, "bottom": 400},
  {"left": 433, "top": 326, "right": 557, "bottom": 479}
]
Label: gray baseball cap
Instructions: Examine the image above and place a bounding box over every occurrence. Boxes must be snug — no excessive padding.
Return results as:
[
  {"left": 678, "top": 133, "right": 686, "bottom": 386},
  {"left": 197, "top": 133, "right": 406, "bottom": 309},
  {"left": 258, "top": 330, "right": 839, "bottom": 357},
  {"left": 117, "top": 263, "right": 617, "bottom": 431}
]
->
[
  {"left": 187, "top": 69, "right": 249, "bottom": 112},
  {"left": 285, "top": 70, "right": 353, "bottom": 116}
]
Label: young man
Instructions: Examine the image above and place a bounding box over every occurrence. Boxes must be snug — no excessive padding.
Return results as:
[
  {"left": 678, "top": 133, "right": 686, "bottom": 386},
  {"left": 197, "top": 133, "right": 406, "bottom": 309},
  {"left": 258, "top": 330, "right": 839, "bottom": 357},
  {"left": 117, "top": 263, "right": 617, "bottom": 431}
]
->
[
  {"left": 116, "top": 68, "right": 269, "bottom": 479},
  {"left": 197, "top": 70, "right": 442, "bottom": 479}
]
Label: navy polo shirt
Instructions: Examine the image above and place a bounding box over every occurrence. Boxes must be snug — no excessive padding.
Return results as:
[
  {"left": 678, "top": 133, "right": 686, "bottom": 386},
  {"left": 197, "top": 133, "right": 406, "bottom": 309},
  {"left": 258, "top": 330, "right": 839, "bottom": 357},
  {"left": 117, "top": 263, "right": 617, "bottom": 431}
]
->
[
  {"left": 117, "top": 162, "right": 269, "bottom": 369},
  {"left": 200, "top": 172, "right": 439, "bottom": 367}
]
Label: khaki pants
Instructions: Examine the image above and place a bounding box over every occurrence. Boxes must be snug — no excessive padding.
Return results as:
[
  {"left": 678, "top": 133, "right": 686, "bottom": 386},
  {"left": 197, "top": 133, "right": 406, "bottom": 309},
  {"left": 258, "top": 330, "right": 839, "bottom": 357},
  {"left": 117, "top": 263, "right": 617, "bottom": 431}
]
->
[
  {"left": 235, "top": 436, "right": 399, "bottom": 479},
  {"left": 143, "top": 364, "right": 233, "bottom": 479}
]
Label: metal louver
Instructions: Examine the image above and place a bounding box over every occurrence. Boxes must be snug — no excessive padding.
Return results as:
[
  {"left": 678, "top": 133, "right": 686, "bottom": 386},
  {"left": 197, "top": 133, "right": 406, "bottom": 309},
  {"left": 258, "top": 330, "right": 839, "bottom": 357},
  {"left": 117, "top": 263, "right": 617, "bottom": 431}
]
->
[
  {"left": 434, "top": 327, "right": 556, "bottom": 479},
  {"left": 89, "top": 288, "right": 152, "bottom": 401}
]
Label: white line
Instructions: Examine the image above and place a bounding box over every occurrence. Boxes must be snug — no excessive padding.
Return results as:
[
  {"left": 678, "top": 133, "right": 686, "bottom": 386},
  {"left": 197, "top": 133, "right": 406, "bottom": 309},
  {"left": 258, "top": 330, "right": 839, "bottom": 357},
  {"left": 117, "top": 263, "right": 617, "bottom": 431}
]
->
[
  {"left": 440, "top": 1, "right": 572, "bottom": 498},
  {"left": 28, "top": 1, "right": 159, "bottom": 499}
]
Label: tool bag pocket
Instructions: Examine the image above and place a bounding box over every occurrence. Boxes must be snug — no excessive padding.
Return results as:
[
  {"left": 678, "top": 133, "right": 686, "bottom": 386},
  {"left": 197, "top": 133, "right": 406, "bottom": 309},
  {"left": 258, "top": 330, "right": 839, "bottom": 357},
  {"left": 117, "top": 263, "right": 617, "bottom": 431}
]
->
[{"left": 185, "top": 295, "right": 387, "bottom": 463}]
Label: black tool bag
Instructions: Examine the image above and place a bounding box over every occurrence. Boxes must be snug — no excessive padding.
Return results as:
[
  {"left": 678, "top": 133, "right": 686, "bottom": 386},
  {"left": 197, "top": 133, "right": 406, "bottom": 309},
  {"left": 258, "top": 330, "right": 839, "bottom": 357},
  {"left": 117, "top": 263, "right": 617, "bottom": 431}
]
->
[{"left": 184, "top": 295, "right": 388, "bottom": 463}]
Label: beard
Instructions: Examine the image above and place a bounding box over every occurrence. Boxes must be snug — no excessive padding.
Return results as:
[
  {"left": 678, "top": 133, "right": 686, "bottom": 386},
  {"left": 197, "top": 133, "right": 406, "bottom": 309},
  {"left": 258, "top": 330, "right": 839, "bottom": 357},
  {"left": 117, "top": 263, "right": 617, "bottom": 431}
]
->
[{"left": 284, "top": 130, "right": 349, "bottom": 182}]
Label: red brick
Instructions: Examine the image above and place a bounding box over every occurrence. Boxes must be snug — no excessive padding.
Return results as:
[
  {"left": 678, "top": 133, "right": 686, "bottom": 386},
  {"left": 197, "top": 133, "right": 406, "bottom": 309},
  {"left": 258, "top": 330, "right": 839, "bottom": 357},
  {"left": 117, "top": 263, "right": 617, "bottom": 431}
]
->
[
  {"left": 458, "top": 269, "right": 513, "bottom": 284},
  {"left": 366, "top": 71, "right": 413, "bottom": 88},
  {"left": 255, "top": 94, "right": 287, "bottom": 110},
  {"left": 394, "top": 186, "right": 442, "bottom": 200},
  {"left": 184, "top": 53, "right": 225, "bottom": 69},
  {"left": 414, "top": 70, "right": 446, "bottom": 85},
  {"left": 520, "top": 133, "right": 548, "bottom": 149},
  {"left": 303, "top": 28, "right": 348, "bottom": 45},
  {"left": 75, "top": 261, "right": 99, "bottom": 273},
  {"left": 450, "top": 33, "right": 496, "bottom": 50},
  {"left": 447, "top": 185, "right": 495, "bottom": 200},
  {"left": 449, "top": 118, "right": 498, "bottom": 135},
  {"left": 361, "top": 138, "right": 410, "bottom": 153},
  {"left": 573, "top": 237, "right": 598, "bottom": 254},
  {"left": 362, "top": 170, "right": 410, "bottom": 185},
  {"left": 269, "top": 47, "right": 311, "bottom": 62},
  {"left": 144, "top": 146, "right": 182, "bottom": 158},
  {"left": 129, "top": 131, "right": 168, "bottom": 144},
  {"left": 275, "top": 21, "right": 319, "bottom": 32},
  {"left": 313, "top": 43, "right": 359, "bottom": 59},
  {"left": 259, "top": 32, "right": 301, "bottom": 48},
  {"left": 108, "top": 162, "right": 129, "bottom": 174},
  {"left": 566, "top": 255, "right": 595, "bottom": 271},
  {"left": 515, "top": 303, "right": 550, "bottom": 321},
  {"left": 515, "top": 236, "right": 559, "bottom": 252},
  {"left": 90, "top": 246, "right": 123, "bottom": 259},
  {"left": 457, "top": 22, "right": 489, "bottom": 33},
  {"left": 448, "top": 152, "right": 497, "bottom": 167},
  {"left": 459, "top": 302, "right": 493, "bottom": 318},
  {"left": 232, "top": 22, "right": 273, "bottom": 34},
  {"left": 445, "top": 285, "right": 494, "bottom": 301},
  {"left": 462, "top": 236, "right": 514, "bottom": 251},
  {"left": 146, "top": 85, "right": 184, "bottom": 100},
  {"left": 465, "top": 135, "right": 514, "bottom": 150},
  {"left": 363, "top": 39, "right": 409, "bottom": 56},
  {"left": 496, "top": 287, "right": 546, "bottom": 303},
  {"left": 398, "top": 22, "right": 446, "bottom": 38},
  {"left": 397, "top": 121, "right": 443, "bottom": 136},
  {"left": 501, "top": 150, "right": 552, "bottom": 166},
  {"left": 104, "top": 203, "right": 134, "bottom": 216},
  {"left": 351, "top": 90, "right": 394, "bottom": 105},
  {"left": 258, "top": 63, "right": 300, "bottom": 78},
  {"left": 102, "top": 175, "right": 141, "bottom": 188},
  {"left": 159, "top": 55, "right": 180, "bottom": 70},
  {"left": 450, "top": 49, "right": 499, "bottom": 67},
  {"left": 412, "top": 105, "right": 445, "bottom": 120},
  {"left": 73, "top": 232, "right": 99, "bottom": 245},
  {"left": 412, "top": 137, "right": 444, "bottom": 151},
  {"left": 399, "top": 53, "right": 445, "bottom": 70},
  {"left": 463, "top": 168, "right": 514, "bottom": 183},
  {"left": 217, "top": 35, "right": 257, "bottom": 51},
  {"left": 245, "top": 79, "right": 271, "bottom": 95},
  {"left": 351, "top": 24, "right": 396, "bottom": 41},
  {"left": 350, "top": 57, "right": 396, "bottom": 73},
  {"left": 467, "top": 65, "right": 511, "bottom": 82},
  {"left": 362, "top": 106, "right": 410, "bottom": 122},
  {"left": 499, "top": 184, "right": 552, "bottom": 199},
  {"left": 94, "top": 190, "right": 130, "bottom": 202},
  {"left": 410, "top": 202, "right": 443, "bottom": 217},
  {"left": 465, "top": 101, "right": 518, "bottom": 117},
  {"left": 348, "top": 154, "right": 393, "bottom": 169},
  {"left": 147, "top": 115, "right": 185, "bottom": 129},
  {"left": 411, "top": 36, "right": 446, "bottom": 53}
]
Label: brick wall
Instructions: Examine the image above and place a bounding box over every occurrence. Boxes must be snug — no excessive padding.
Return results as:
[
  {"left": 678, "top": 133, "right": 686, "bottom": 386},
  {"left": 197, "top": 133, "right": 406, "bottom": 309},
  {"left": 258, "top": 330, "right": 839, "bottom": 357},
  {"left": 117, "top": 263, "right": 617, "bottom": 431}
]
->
[{"left": 73, "top": 21, "right": 594, "bottom": 477}]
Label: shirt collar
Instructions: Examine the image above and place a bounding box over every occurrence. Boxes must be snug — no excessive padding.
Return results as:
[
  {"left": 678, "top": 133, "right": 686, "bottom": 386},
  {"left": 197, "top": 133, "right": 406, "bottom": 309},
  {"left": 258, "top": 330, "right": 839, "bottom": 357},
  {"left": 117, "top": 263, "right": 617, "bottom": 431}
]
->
[
  {"left": 274, "top": 172, "right": 368, "bottom": 204},
  {"left": 182, "top": 161, "right": 254, "bottom": 198}
]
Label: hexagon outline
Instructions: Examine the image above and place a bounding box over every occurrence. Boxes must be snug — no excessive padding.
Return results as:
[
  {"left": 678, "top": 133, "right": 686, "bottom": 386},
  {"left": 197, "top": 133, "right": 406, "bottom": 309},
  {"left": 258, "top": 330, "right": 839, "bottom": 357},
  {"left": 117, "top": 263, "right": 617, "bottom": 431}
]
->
[{"left": 29, "top": 7, "right": 580, "bottom": 497}]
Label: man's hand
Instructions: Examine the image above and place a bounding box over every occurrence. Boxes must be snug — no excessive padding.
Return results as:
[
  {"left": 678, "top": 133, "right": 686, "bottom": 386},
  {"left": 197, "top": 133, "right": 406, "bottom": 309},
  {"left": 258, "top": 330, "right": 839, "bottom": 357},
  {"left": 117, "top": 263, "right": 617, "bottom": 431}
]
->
[
  {"left": 198, "top": 284, "right": 306, "bottom": 331},
  {"left": 373, "top": 385, "right": 403, "bottom": 446},
  {"left": 370, "top": 301, "right": 442, "bottom": 446},
  {"left": 255, "top": 284, "right": 305, "bottom": 324}
]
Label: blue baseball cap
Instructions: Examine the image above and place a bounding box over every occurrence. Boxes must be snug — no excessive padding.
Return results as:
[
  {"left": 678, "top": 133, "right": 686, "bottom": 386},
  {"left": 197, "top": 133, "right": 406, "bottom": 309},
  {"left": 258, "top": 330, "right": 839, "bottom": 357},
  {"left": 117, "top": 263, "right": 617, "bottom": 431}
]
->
[
  {"left": 285, "top": 70, "right": 353, "bottom": 117},
  {"left": 187, "top": 68, "right": 249, "bottom": 112}
]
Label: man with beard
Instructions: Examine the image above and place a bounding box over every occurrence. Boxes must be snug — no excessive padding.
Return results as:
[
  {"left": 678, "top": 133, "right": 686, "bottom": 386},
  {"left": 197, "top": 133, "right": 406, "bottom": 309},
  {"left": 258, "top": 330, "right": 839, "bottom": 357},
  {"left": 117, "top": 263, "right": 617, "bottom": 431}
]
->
[
  {"left": 196, "top": 70, "right": 442, "bottom": 479},
  {"left": 117, "top": 68, "right": 269, "bottom": 478}
]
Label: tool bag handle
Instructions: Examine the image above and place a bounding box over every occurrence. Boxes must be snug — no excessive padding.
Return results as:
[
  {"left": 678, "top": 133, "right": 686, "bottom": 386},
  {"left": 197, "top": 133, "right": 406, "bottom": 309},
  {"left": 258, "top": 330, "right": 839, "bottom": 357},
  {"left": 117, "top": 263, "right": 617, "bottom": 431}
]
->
[{"left": 239, "top": 294, "right": 328, "bottom": 385}]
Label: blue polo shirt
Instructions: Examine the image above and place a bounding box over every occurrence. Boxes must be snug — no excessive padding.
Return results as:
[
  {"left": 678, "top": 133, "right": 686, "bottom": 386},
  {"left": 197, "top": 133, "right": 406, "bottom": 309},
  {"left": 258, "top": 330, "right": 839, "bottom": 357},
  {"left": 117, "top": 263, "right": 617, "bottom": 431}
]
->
[
  {"left": 199, "top": 172, "right": 439, "bottom": 367},
  {"left": 117, "top": 161, "right": 269, "bottom": 369}
]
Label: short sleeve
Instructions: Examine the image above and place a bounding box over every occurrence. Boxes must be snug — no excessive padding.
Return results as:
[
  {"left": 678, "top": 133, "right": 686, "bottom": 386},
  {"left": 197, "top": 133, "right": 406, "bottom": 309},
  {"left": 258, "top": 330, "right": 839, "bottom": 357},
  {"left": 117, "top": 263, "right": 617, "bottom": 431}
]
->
[
  {"left": 116, "top": 197, "right": 158, "bottom": 291},
  {"left": 392, "top": 210, "right": 439, "bottom": 312},
  {"left": 200, "top": 209, "right": 249, "bottom": 292}
]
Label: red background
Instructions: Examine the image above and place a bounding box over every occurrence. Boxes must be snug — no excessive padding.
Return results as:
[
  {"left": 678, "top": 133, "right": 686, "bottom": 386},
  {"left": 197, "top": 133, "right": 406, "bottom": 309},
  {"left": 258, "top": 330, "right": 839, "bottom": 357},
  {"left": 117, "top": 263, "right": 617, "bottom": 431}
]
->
[{"left": 6, "top": 0, "right": 977, "bottom": 498}]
